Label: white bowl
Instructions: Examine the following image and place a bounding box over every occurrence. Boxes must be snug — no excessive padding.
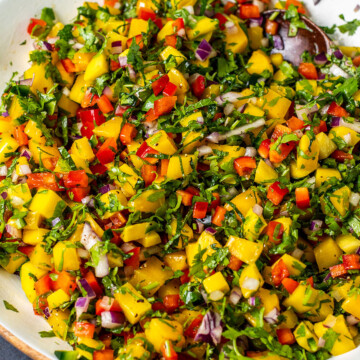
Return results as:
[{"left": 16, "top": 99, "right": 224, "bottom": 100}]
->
[{"left": 0, "top": 0, "right": 359, "bottom": 359}]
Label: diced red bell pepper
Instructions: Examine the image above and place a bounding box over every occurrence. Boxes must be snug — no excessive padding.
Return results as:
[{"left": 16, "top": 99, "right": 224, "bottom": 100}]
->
[
  {"left": 126, "top": 34, "right": 144, "bottom": 49},
  {"left": 269, "top": 142, "right": 296, "bottom": 163},
  {"left": 115, "top": 105, "right": 130, "bottom": 116},
  {"left": 271, "top": 124, "right": 292, "bottom": 141},
  {"left": 184, "top": 315, "right": 204, "bottom": 338},
  {"left": 327, "top": 101, "right": 349, "bottom": 117},
  {"left": 97, "top": 95, "right": 114, "bottom": 114},
  {"left": 228, "top": 255, "right": 243, "bottom": 271},
  {"left": 14, "top": 125, "right": 28, "bottom": 146},
  {"left": 224, "top": 1, "right": 237, "bottom": 14},
  {"left": 271, "top": 259, "right": 290, "bottom": 286},
  {"left": 210, "top": 192, "right": 221, "bottom": 210},
  {"left": 141, "top": 164, "right": 157, "bottom": 187},
  {"left": 152, "top": 301, "right": 166, "bottom": 312},
  {"left": 152, "top": 75, "right": 170, "bottom": 96},
  {"left": 163, "top": 294, "right": 180, "bottom": 313},
  {"left": 276, "top": 328, "right": 296, "bottom": 345},
  {"left": 286, "top": 116, "right": 305, "bottom": 131},
  {"left": 266, "top": 221, "right": 284, "bottom": 244},
  {"left": 35, "top": 274, "right": 52, "bottom": 296},
  {"left": 18, "top": 245, "right": 34, "bottom": 257},
  {"left": 93, "top": 349, "right": 114, "bottom": 360},
  {"left": 61, "top": 59, "right": 77, "bottom": 73},
  {"left": 110, "top": 59, "right": 121, "bottom": 71},
  {"left": 109, "top": 212, "right": 127, "bottom": 229},
  {"left": 176, "top": 190, "right": 194, "bottom": 206},
  {"left": 145, "top": 108, "right": 159, "bottom": 122},
  {"left": 160, "top": 159, "right": 169, "bottom": 177},
  {"left": 267, "top": 181, "right": 289, "bottom": 206},
  {"left": 63, "top": 170, "right": 89, "bottom": 188},
  {"left": 234, "top": 156, "right": 257, "bottom": 177},
  {"left": 285, "top": 0, "right": 306, "bottom": 14},
  {"left": 27, "top": 18, "right": 47, "bottom": 35},
  {"left": 281, "top": 278, "right": 299, "bottom": 294},
  {"left": 312, "top": 120, "right": 327, "bottom": 135},
  {"left": 78, "top": 108, "right": 106, "bottom": 139},
  {"left": 180, "top": 269, "right": 190, "bottom": 284},
  {"left": 154, "top": 96, "right": 177, "bottom": 116},
  {"left": 27, "top": 173, "right": 63, "bottom": 192},
  {"left": 193, "top": 201, "right": 208, "bottom": 219},
  {"left": 136, "top": 141, "right": 159, "bottom": 164},
  {"left": 138, "top": 7, "right": 156, "bottom": 21},
  {"left": 191, "top": 75, "right": 206, "bottom": 98},
  {"left": 163, "top": 82, "right": 177, "bottom": 96},
  {"left": 90, "top": 163, "right": 108, "bottom": 175},
  {"left": 265, "top": 19, "right": 279, "bottom": 35},
  {"left": 96, "top": 137, "right": 117, "bottom": 165},
  {"left": 74, "top": 321, "right": 96, "bottom": 339},
  {"left": 330, "top": 263, "right": 347, "bottom": 278},
  {"left": 258, "top": 139, "right": 271, "bottom": 159},
  {"left": 186, "top": 186, "right": 200, "bottom": 196},
  {"left": 353, "top": 56, "right": 360, "bottom": 67},
  {"left": 214, "top": 13, "right": 227, "bottom": 30},
  {"left": 239, "top": 4, "right": 260, "bottom": 19},
  {"left": 331, "top": 150, "right": 353, "bottom": 163},
  {"left": 173, "top": 18, "right": 185, "bottom": 32},
  {"left": 124, "top": 247, "right": 141, "bottom": 269},
  {"left": 51, "top": 271, "right": 77, "bottom": 295},
  {"left": 295, "top": 187, "right": 310, "bottom": 209},
  {"left": 67, "top": 186, "right": 90, "bottom": 202},
  {"left": 120, "top": 123, "right": 137, "bottom": 145},
  {"left": 165, "top": 35, "right": 177, "bottom": 48},
  {"left": 161, "top": 340, "right": 178, "bottom": 360},
  {"left": 298, "top": 62, "right": 318, "bottom": 80},
  {"left": 153, "top": 18, "right": 163, "bottom": 29},
  {"left": 212, "top": 206, "right": 227, "bottom": 227},
  {"left": 82, "top": 89, "right": 100, "bottom": 109},
  {"left": 95, "top": 296, "right": 122, "bottom": 315},
  {"left": 306, "top": 276, "right": 314, "bottom": 287},
  {"left": 342, "top": 254, "right": 360, "bottom": 270},
  {"left": 84, "top": 271, "right": 103, "bottom": 296}
]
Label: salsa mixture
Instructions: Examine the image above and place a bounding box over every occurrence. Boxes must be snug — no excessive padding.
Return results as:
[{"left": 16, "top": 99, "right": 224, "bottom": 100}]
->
[{"left": 0, "top": 0, "right": 360, "bottom": 359}]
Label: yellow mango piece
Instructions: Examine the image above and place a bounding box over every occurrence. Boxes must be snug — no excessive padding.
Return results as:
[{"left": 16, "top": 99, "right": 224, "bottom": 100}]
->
[
  {"left": 99, "top": 190, "right": 127, "bottom": 219},
  {"left": 164, "top": 251, "right": 188, "bottom": 271},
  {"left": 167, "top": 155, "right": 196, "bottom": 180},
  {"left": 56, "top": 62, "right": 75, "bottom": 88},
  {"left": 270, "top": 53, "right": 283, "bottom": 67},
  {"left": 69, "top": 74, "right": 92, "bottom": 104},
  {"left": 284, "top": 283, "right": 319, "bottom": 314},
  {"left": 115, "top": 283, "right": 151, "bottom": 324},
  {"left": 127, "top": 140, "right": 143, "bottom": 169},
  {"left": 76, "top": 338, "right": 104, "bottom": 360},
  {"left": 169, "top": 218, "right": 193, "bottom": 248},
  {"left": 24, "top": 211, "right": 43, "bottom": 230},
  {"left": 157, "top": 20, "right": 175, "bottom": 42},
  {"left": 93, "top": 117, "right": 122, "bottom": 138},
  {"left": 316, "top": 132, "right": 337, "bottom": 160},
  {"left": 225, "top": 15, "right": 248, "bottom": 54},
  {"left": 243, "top": 207, "right": 267, "bottom": 241},
  {"left": 47, "top": 310, "right": 70, "bottom": 339},
  {"left": 47, "top": 289, "right": 70, "bottom": 309},
  {"left": 105, "top": 31, "right": 127, "bottom": 56},
  {"left": 203, "top": 271, "right": 230, "bottom": 297},
  {"left": 278, "top": 309, "right": 298, "bottom": 329},
  {"left": 308, "top": 292, "right": 334, "bottom": 322},
  {"left": 7, "top": 183, "right": 32, "bottom": 209},
  {"left": 202, "top": 84, "right": 221, "bottom": 99},
  {"left": 248, "top": 26, "right": 263, "bottom": 50},
  {"left": 336, "top": 234, "right": 360, "bottom": 253},
  {"left": 239, "top": 263, "right": 264, "bottom": 298},
  {"left": 167, "top": 68, "right": 189, "bottom": 94},
  {"left": 331, "top": 281, "right": 353, "bottom": 301},
  {"left": 121, "top": 222, "right": 153, "bottom": 242},
  {"left": 129, "top": 189, "right": 165, "bottom": 213},
  {"left": 24, "top": 120, "right": 43, "bottom": 140},
  {"left": 342, "top": 293, "right": 360, "bottom": 320},
  {"left": 247, "top": 50, "right": 273, "bottom": 75},
  {"left": 137, "top": 231, "right": 161, "bottom": 247},
  {"left": 114, "top": 163, "right": 140, "bottom": 197},
  {"left": 272, "top": 254, "right": 306, "bottom": 276},
  {"left": 71, "top": 137, "right": 95, "bottom": 162},
  {"left": 258, "top": 288, "right": 280, "bottom": 315},
  {"left": 321, "top": 185, "right": 351, "bottom": 217},
  {"left": 29, "top": 188, "right": 66, "bottom": 219},
  {"left": 170, "top": 0, "right": 196, "bottom": 9},
  {"left": 294, "top": 321, "right": 318, "bottom": 352},
  {"left": 57, "top": 94, "right": 78, "bottom": 117},
  {"left": 187, "top": 18, "right": 218, "bottom": 40},
  {"left": 315, "top": 168, "right": 341, "bottom": 188},
  {"left": 29, "top": 242, "right": 52, "bottom": 271},
  {"left": 158, "top": 279, "right": 180, "bottom": 299},
  {"left": 7, "top": 96, "right": 25, "bottom": 123},
  {"left": 2, "top": 253, "right": 27, "bottom": 274},
  {"left": 207, "top": 144, "right": 245, "bottom": 166},
  {"left": 53, "top": 241, "right": 81, "bottom": 271},
  {"left": 254, "top": 159, "right": 278, "bottom": 184},
  {"left": 23, "top": 228, "right": 49, "bottom": 245},
  {"left": 314, "top": 237, "right": 343, "bottom": 272},
  {"left": 180, "top": 112, "right": 203, "bottom": 153},
  {"left": 146, "top": 130, "right": 177, "bottom": 155},
  {"left": 24, "top": 63, "right": 54, "bottom": 94},
  {"left": 256, "top": 88, "right": 292, "bottom": 119},
  {"left": 296, "top": 79, "right": 317, "bottom": 95},
  {"left": 84, "top": 53, "right": 109, "bottom": 82},
  {"left": 128, "top": 18, "right": 148, "bottom": 38},
  {"left": 295, "top": 134, "right": 319, "bottom": 176},
  {"left": 28, "top": 138, "right": 60, "bottom": 164},
  {"left": 160, "top": 46, "right": 186, "bottom": 67},
  {"left": 0, "top": 134, "right": 19, "bottom": 163},
  {"left": 329, "top": 126, "right": 360, "bottom": 147},
  {"left": 225, "top": 236, "right": 262, "bottom": 264},
  {"left": 20, "top": 261, "right": 48, "bottom": 303},
  {"left": 224, "top": 187, "right": 261, "bottom": 218}
]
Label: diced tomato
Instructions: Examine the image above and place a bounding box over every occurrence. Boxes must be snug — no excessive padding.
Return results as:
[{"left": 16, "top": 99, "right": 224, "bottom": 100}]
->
[
  {"left": 136, "top": 141, "right": 159, "bottom": 164},
  {"left": 27, "top": 18, "right": 47, "bottom": 35},
  {"left": 191, "top": 75, "right": 206, "bottom": 98},
  {"left": 104, "top": 0, "right": 119, "bottom": 7},
  {"left": 152, "top": 301, "right": 166, "bottom": 312},
  {"left": 298, "top": 62, "right": 318, "bottom": 80},
  {"left": 126, "top": 34, "right": 144, "bottom": 49},
  {"left": 163, "top": 294, "right": 180, "bottom": 313},
  {"left": 295, "top": 187, "right": 310, "bottom": 209},
  {"left": 266, "top": 221, "right": 284, "bottom": 245},
  {"left": 193, "top": 201, "right": 209, "bottom": 219},
  {"left": 212, "top": 206, "right": 227, "bottom": 227},
  {"left": 228, "top": 255, "right": 243, "bottom": 271},
  {"left": 184, "top": 315, "right": 204, "bottom": 338},
  {"left": 286, "top": 116, "right": 305, "bottom": 131},
  {"left": 234, "top": 156, "right": 256, "bottom": 177},
  {"left": 276, "top": 328, "right": 296, "bottom": 345},
  {"left": 165, "top": 35, "right": 177, "bottom": 48},
  {"left": 269, "top": 142, "right": 296, "bottom": 163},
  {"left": 214, "top": 13, "right": 227, "bottom": 30},
  {"left": 97, "top": 95, "right": 114, "bottom": 114},
  {"left": 330, "top": 263, "right": 347, "bottom": 278},
  {"left": 27, "top": 173, "right": 63, "bottom": 192},
  {"left": 327, "top": 101, "right": 349, "bottom": 117},
  {"left": 331, "top": 150, "right": 353, "bottom": 163},
  {"left": 176, "top": 190, "right": 194, "bottom": 206},
  {"left": 110, "top": 59, "right": 121, "bottom": 71},
  {"left": 342, "top": 254, "right": 360, "bottom": 270},
  {"left": 267, "top": 182, "right": 289, "bottom": 206},
  {"left": 281, "top": 278, "right": 299, "bottom": 294},
  {"left": 35, "top": 274, "right": 52, "bottom": 296},
  {"left": 224, "top": 1, "right": 237, "bottom": 14},
  {"left": 14, "top": 125, "right": 28, "bottom": 146},
  {"left": 186, "top": 186, "right": 200, "bottom": 196},
  {"left": 138, "top": 8, "right": 156, "bottom": 21},
  {"left": 180, "top": 269, "right": 190, "bottom": 284},
  {"left": 163, "top": 82, "right": 178, "bottom": 96},
  {"left": 90, "top": 163, "right": 108, "bottom": 175},
  {"left": 353, "top": 55, "right": 360, "bottom": 67},
  {"left": 93, "top": 349, "right": 114, "bottom": 360},
  {"left": 285, "top": 0, "right": 306, "bottom": 14},
  {"left": 161, "top": 340, "right": 178, "bottom": 360},
  {"left": 124, "top": 246, "right": 141, "bottom": 269},
  {"left": 153, "top": 18, "right": 163, "bottom": 29},
  {"left": 67, "top": 186, "right": 91, "bottom": 202},
  {"left": 51, "top": 271, "right": 77, "bottom": 295},
  {"left": 18, "top": 245, "right": 34, "bottom": 257},
  {"left": 120, "top": 123, "right": 137, "bottom": 145},
  {"left": 63, "top": 170, "right": 88, "bottom": 188},
  {"left": 61, "top": 59, "right": 77, "bottom": 73},
  {"left": 154, "top": 96, "right": 177, "bottom": 116},
  {"left": 78, "top": 108, "right": 106, "bottom": 139},
  {"left": 74, "top": 321, "right": 96, "bottom": 339},
  {"left": 271, "top": 259, "right": 290, "bottom": 286},
  {"left": 96, "top": 138, "right": 117, "bottom": 165},
  {"left": 84, "top": 271, "right": 103, "bottom": 296},
  {"left": 258, "top": 139, "right": 271, "bottom": 159},
  {"left": 271, "top": 124, "right": 292, "bottom": 141},
  {"left": 312, "top": 120, "right": 327, "bottom": 135},
  {"left": 95, "top": 296, "right": 122, "bottom": 315},
  {"left": 115, "top": 105, "right": 130, "bottom": 116},
  {"left": 239, "top": 4, "right": 260, "bottom": 19},
  {"left": 152, "top": 75, "right": 170, "bottom": 96},
  {"left": 141, "top": 164, "right": 157, "bottom": 187},
  {"left": 265, "top": 18, "right": 279, "bottom": 35}
]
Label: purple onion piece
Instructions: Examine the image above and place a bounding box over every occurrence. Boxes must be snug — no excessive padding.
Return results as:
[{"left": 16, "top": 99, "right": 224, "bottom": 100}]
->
[
  {"left": 1, "top": 111, "right": 9, "bottom": 117},
  {"left": 1, "top": 192, "right": 7, "bottom": 199},
  {"left": 205, "top": 227, "right": 216, "bottom": 234},
  {"left": 195, "top": 220, "right": 204, "bottom": 234},
  {"left": 310, "top": 220, "right": 323, "bottom": 231},
  {"left": 52, "top": 217, "right": 61, "bottom": 227},
  {"left": 75, "top": 297, "right": 90, "bottom": 319},
  {"left": 194, "top": 311, "right": 223, "bottom": 345},
  {"left": 43, "top": 41, "right": 53, "bottom": 51},
  {"left": 112, "top": 40, "right": 123, "bottom": 47},
  {"left": 356, "top": 247, "right": 360, "bottom": 255},
  {"left": 318, "top": 73, "right": 326, "bottom": 80},
  {"left": 77, "top": 278, "right": 97, "bottom": 299},
  {"left": 43, "top": 307, "right": 50, "bottom": 319},
  {"left": 331, "top": 117, "right": 341, "bottom": 127},
  {"left": 323, "top": 273, "right": 331, "bottom": 282},
  {"left": 101, "top": 311, "right": 125, "bottom": 329},
  {"left": 248, "top": 16, "right": 263, "bottom": 27},
  {"left": 334, "top": 49, "right": 343, "bottom": 60},
  {"left": 273, "top": 35, "right": 284, "bottom": 50},
  {"left": 314, "top": 53, "right": 328, "bottom": 65},
  {"left": 21, "top": 150, "right": 31, "bottom": 160},
  {"left": 248, "top": 296, "right": 256, "bottom": 306},
  {"left": 99, "top": 184, "right": 113, "bottom": 194}
]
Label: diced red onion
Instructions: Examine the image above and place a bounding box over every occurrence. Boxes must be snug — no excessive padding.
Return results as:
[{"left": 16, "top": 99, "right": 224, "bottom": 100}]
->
[
  {"left": 43, "top": 41, "right": 53, "bottom": 52},
  {"left": 99, "top": 184, "right": 116, "bottom": 194},
  {"left": 11, "top": 196, "right": 24, "bottom": 207},
  {"left": 310, "top": 220, "right": 323, "bottom": 231},
  {"left": 331, "top": 117, "right": 341, "bottom": 127},
  {"left": 101, "top": 311, "right": 125, "bottom": 329},
  {"left": 194, "top": 311, "right": 223, "bottom": 345},
  {"left": 103, "top": 86, "right": 113, "bottom": 99},
  {"left": 52, "top": 217, "right": 61, "bottom": 227},
  {"left": 118, "top": 56, "right": 128, "bottom": 68},
  {"left": 206, "top": 132, "right": 222, "bottom": 143},
  {"left": 338, "top": 118, "right": 360, "bottom": 133},
  {"left": 2, "top": 111, "right": 9, "bottom": 117},
  {"left": 225, "top": 21, "right": 238, "bottom": 35},
  {"left": 229, "top": 287, "right": 242, "bottom": 305},
  {"left": 215, "top": 92, "right": 242, "bottom": 105},
  {"left": 0, "top": 165, "right": 7, "bottom": 176},
  {"left": 111, "top": 40, "right": 123, "bottom": 54},
  {"left": 248, "top": 296, "right": 257, "bottom": 306},
  {"left": 273, "top": 35, "right": 284, "bottom": 50},
  {"left": 95, "top": 253, "right": 110, "bottom": 278},
  {"left": 350, "top": 192, "right": 360, "bottom": 207},
  {"left": 205, "top": 227, "right": 217, "bottom": 235},
  {"left": 195, "top": 220, "right": 205, "bottom": 234},
  {"left": 221, "top": 118, "right": 265, "bottom": 139},
  {"left": 78, "top": 278, "right": 97, "bottom": 299},
  {"left": 81, "top": 196, "right": 91, "bottom": 205},
  {"left": 248, "top": 17, "right": 263, "bottom": 27},
  {"left": 77, "top": 248, "right": 90, "bottom": 259},
  {"left": 75, "top": 297, "right": 90, "bottom": 319},
  {"left": 295, "top": 104, "right": 311, "bottom": 121},
  {"left": 81, "top": 222, "right": 101, "bottom": 251},
  {"left": 121, "top": 242, "right": 136, "bottom": 253},
  {"left": 128, "top": 66, "right": 136, "bottom": 81},
  {"left": 318, "top": 73, "right": 326, "bottom": 80},
  {"left": 334, "top": 49, "right": 343, "bottom": 60},
  {"left": 197, "top": 145, "right": 213, "bottom": 157},
  {"left": 19, "top": 164, "right": 31, "bottom": 175},
  {"left": 329, "top": 64, "right": 350, "bottom": 79},
  {"left": 43, "top": 307, "right": 50, "bottom": 319},
  {"left": 355, "top": 4, "right": 360, "bottom": 12},
  {"left": 18, "top": 75, "right": 34, "bottom": 87},
  {"left": 318, "top": 337, "right": 325, "bottom": 348},
  {"left": 293, "top": 129, "right": 303, "bottom": 139},
  {"left": 324, "top": 317, "right": 337, "bottom": 329},
  {"left": 195, "top": 39, "right": 214, "bottom": 62},
  {"left": 344, "top": 133, "right": 352, "bottom": 145},
  {"left": 242, "top": 277, "right": 259, "bottom": 291},
  {"left": 264, "top": 307, "right": 280, "bottom": 324},
  {"left": 346, "top": 315, "right": 360, "bottom": 326},
  {"left": 320, "top": 104, "right": 330, "bottom": 115},
  {"left": 252, "top": 204, "right": 263, "bottom": 217},
  {"left": 314, "top": 53, "right": 328, "bottom": 65},
  {"left": 1, "top": 192, "right": 7, "bottom": 199},
  {"left": 5, "top": 224, "right": 21, "bottom": 238},
  {"left": 356, "top": 247, "right": 360, "bottom": 255},
  {"left": 183, "top": 5, "right": 194, "bottom": 14},
  {"left": 323, "top": 273, "right": 331, "bottom": 282}
]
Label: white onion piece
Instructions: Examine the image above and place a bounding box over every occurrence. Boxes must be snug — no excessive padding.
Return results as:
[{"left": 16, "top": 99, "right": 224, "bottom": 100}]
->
[
  {"left": 339, "top": 118, "right": 360, "bottom": 133},
  {"left": 252, "top": 204, "right": 263, "bottom": 217},
  {"left": 11, "top": 171, "right": 19, "bottom": 183},
  {"left": 19, "top": 165, "right": 31, "bottom": 175},
  {"left": 221, "top": 118, "right": 265, "bottom": 139},
  {"left": 318, "top": 337, "right": 325, "bottom": 348},
  {"left": 224, "top": 103, "right": 234, "bottom": 115},
  {"left": 253, "top": 0, "right": 265, "bottom": 12},
  {"left": 242, "top": 277, "right": 259, "bottom": 291},
  {"left": 346, "top": 315, "right": 360, "bottom": 326},
  {"left": 215, "top": 92, "right": 242, "bottom": 105},
  {"left": 197, "top": 145, "right": 213, "bottom": 157},
  {"left": 11, "top": 196, "right": 24, "bottom": 207},
  {"left": 62, "top": 87, "right": 70, "bottom": 96},
  {"left": 264, "top": 307, "right": 280, "bottom": 324},
  {"left": 121, "top": 242, "right": 136, "bottom": 253},
  {"left": 77, "top": 248, "right": 90, "bottom": 259},
  {"left": 95, "top": 253, "right": 110, "bottom": 278},
  {"left": 229, "top": 287, "right": 242, "bottom": 305},
  {"left": 183, "top": 5, "right": 194, "bottom": 14},
  {"left": 81, "top": 223, "right": 101, "bottom": 251},
  {"left": 0, "top": 165, "right": 7, "bottom": 176},
  {"left": 344, "top": 133, "right": 352, "bottom": 144},
  {"left": 320, "top": 104, "right": 330, "bottom": 115},
  {"left": 291, "top": 248, "right": 304, "bottom": 260},
  {"left": 261, "top": 38, "right": 269, "bottom": 48},
  {"left": 329, "top": 64, "right": 350, "bottom": 79},
  {"left": 209, "top": 290, "right": 225, "bottom": 301},
  {"left": 245, "top": 147, "right": 256, "bottom": 157},
  {"left": 5, "top": 224, "right": 22, "bottom": 238},
  {"left": 350, "top": 192, "right": 360, "bottom": 207}
]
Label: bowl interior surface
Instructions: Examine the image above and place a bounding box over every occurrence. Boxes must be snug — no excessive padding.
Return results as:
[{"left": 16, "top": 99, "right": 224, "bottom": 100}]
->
[{"left": 0, "top": 0, "right": 359, "bottom": 359}]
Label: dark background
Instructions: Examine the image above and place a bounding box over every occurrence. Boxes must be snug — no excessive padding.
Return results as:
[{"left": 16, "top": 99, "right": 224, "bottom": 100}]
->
[{"left": 0, "top": 336, "right": 31, "bottom": 359}]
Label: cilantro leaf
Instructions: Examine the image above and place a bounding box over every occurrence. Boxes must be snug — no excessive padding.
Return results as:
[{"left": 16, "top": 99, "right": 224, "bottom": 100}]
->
[
  {"left": 338, "top": 15, "right": 360, "bottom": 36},
  {"left": 3, "top": 300, "right": 19, "bottom": 313}
]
